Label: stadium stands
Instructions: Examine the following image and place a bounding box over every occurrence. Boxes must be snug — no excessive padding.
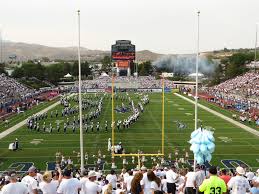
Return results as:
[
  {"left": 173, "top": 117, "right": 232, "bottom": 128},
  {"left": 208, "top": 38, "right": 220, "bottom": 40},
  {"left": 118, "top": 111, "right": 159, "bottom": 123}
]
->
[
  {"left": 0, "top": 74, "right": 58, "bottom": 118},
  {"left": 71, "top": 76, "right": 174, "bottom": 92},
  {"left": 199, "top": 72, "right": 259, "bottom": 124}
]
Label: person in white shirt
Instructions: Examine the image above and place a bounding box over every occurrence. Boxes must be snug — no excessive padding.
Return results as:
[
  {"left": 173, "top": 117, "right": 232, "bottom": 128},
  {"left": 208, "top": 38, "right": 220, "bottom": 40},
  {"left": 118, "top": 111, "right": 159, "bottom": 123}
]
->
[
  {"left": 106, "top": 170, "right": 117, "bottom": 190},
  {"left": 166, "top": 166, "right": 179, "bottom": 194},
  {"left": 183, "top": 167, "right": 196, "bottom": 194},
  {"left": 102, "top": 183, "right": 112, "bottom": 194},
  {"left": 124, "top": 170, "right": 134, "bottom": 193},
  {"left": 252, "top": 169, "right": 259, "bottom": 186},
  {"left": 39, "top": 170, "right": 61, "bottom": 194},
  {"left": 1, "top": 171, "right": 29, "bottom": 194},
  {"left": 57, "top": 169, "right": 81, "bottom": 194},
  {"left": 21, "top": 166, "right": 39, "bottom": 194},
  {"left": 227, "top": 166, "right": 250, "bottom": 194},
  {"left": 147, "top": 170, "right": 161, "bottom": 194},
  {"left": 140, "top": 166, "right": 152, "bottom": 194},
  {"left": 194, "top": 165, "right": 206, "bottom": 194},
  {"left": 245, "top": 169, "right": 255, "bottom": 183},
  {"left": 80, "top": 170, "right": 89, "bottom": 194},
  {"left": 83, "top": 171, "right": 101, "bottom": 194},
  {"left": 115, "top": 183, "right": 125, "bottom": 194}
]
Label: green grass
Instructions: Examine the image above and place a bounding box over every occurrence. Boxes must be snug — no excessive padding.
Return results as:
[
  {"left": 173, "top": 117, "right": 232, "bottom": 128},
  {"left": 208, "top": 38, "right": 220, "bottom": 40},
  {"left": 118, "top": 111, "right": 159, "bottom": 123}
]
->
[
  {"left": 0, "top": 93, "right": 259, "bottom": 171},
  {"left": 0, "top": 99, "right": 59, "bottom": 132}
]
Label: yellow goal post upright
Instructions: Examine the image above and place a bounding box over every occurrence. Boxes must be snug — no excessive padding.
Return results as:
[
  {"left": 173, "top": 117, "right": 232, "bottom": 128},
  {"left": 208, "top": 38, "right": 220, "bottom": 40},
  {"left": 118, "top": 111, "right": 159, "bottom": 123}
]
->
[{"left": 111, "top": 74, "right": 165, "bottom": 167}]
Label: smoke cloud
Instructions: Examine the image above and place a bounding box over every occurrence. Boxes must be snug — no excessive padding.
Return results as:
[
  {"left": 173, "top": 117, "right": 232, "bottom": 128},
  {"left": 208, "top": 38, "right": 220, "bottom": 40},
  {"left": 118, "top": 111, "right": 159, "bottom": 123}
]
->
[{"left": 152, "top": 55, "right": 217, "bottom": 75}]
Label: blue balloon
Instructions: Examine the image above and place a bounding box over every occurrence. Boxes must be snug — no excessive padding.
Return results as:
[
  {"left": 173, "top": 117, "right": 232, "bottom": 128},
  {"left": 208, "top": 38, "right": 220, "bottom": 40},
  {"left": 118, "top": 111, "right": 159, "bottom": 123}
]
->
[
  {"left": 200, "top": 144, "right": 207, "bottom": 153},
  {"left": 207, "top": 132, "right": 215, "bottom": 142},
  {"left": 196, "top": 154, "right": 204, "bottom": 164},
  {"left": 207, "top": 142, "right": 215, "bottom": 153},
  {"left": 191, "top": 130, "right": 199, "bottom": 138},
  {"left": 191, "top": 143, "right": 200, "bottom": 154}
]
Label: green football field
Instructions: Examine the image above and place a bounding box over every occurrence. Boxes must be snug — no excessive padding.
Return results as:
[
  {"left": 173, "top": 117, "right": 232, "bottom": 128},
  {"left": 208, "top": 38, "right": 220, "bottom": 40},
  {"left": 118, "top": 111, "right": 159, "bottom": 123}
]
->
[{"left": 0, "top": 92, "right": 259, "bottom": 172}]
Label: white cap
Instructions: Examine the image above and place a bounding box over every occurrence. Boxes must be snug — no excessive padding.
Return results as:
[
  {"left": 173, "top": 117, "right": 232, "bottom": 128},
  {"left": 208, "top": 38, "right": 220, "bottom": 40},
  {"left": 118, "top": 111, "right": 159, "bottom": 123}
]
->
[
  {"left": 141, "top": 166, "right": 147, "bottom": 171},
  {"left": 236, "top": 166, "right": 245, "bottom": 175},
  {"left": 88, "top": 171, "right": 97, "bottom": 178}
]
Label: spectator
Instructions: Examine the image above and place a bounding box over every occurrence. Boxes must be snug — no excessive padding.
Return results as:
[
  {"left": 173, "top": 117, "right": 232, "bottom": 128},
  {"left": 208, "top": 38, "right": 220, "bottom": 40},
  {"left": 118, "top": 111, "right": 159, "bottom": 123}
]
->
[
  {"left": 147, "top": 170, "right": 161, "bottom": 194},
  {"left": 227, "top": 166, "right": 250, "bottom": 194},
  {"left": 140, "top": 166, "right": 152, "bottom": 194},
  {"left": 124, "top": 170, "right": 134, "bottom": 193},
  {"left": 83, "top": 171, "right": 101, "bottom": 194},
  {"left": 194, "top": 165, "right": 206, "bottom": 194},
  {"left": 106, "top": 169, "right": 117, "bottom": 190},
  {"left": 131, "top": 172, "right": 143, "bottom": 194},
  {"left": 166, "top": 166, "right": 179, "bottom": 194},
  {"left": 199, "top": 166, "right": 227, "bottom": 194},
  {"left": 39, "top": 171, "right": 60, "bottom": 194},
  {"left": 57, "top": 169, "right": 81, "bottom": 194},
  {"left": 183, "top": 167, "right": 196, "bottom": 194},
  {"left": 21, "top": 166, "right": 38, "bottom": 194},
  {"left": 1, "top": 171, "right": 28, "bottom": 194},
  {"left": 219, "top": 169, "right": 231, "bottom": 186}
]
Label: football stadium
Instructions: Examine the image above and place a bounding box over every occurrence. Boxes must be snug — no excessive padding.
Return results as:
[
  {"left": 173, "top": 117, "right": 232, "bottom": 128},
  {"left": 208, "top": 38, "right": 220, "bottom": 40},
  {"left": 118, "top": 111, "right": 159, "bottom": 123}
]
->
[{"left": 0, "top": 1, "right": 259, "bottom": 194}]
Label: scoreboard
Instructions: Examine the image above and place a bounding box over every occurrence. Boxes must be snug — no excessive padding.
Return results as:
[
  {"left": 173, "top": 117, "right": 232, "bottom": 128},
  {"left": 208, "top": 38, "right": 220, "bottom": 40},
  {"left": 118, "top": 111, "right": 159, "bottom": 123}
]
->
[
  {"left": 112, "top": 52, "right": 135, "bottom": 60},
  {"left": 111, "top": 40, "right": 135, "bottom": 61}
]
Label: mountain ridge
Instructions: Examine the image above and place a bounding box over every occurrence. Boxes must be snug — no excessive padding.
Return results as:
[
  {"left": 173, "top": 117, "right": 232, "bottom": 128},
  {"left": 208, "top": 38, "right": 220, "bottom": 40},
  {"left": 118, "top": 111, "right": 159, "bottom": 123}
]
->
[{"left": 1, "top": 41, "right": 163, "bottom": 62}]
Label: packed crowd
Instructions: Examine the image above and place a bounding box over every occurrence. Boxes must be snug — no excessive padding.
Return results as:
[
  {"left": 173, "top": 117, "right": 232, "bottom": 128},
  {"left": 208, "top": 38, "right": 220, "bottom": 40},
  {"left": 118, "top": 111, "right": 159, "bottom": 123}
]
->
[
  {"left": 201, "top": 72, "right": 259, "bottom": 124},
  {"left": 0, "top": 74, "right": 36, "bottom": 110},
  {"left": 0, "top": 164, "right": 259, "bottom": 194},
  {"left": 205, "top": 72, "right": 259, "bottom": 110},
  {"left": 71, "top": 76, "right": 174, "bottom": 91}
]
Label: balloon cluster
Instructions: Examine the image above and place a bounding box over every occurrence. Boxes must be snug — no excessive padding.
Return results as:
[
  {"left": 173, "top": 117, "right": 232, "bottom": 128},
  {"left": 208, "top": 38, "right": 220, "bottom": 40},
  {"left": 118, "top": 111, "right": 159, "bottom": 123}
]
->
[{"left": 189, "top": 128, "right": 215, "bottom": 164}]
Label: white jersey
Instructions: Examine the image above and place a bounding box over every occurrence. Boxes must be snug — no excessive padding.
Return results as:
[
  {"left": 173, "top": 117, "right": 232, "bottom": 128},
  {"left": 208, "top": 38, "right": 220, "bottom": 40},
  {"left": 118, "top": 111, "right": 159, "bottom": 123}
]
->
[
  {"left": 1, "top": 182, "right": 28, "bottom": 194},
  {"left": 21, "top": 175, "right": 38, "bottom": 194},
  {"left": 57, "top": 178, "right": 81, "bottom": 194},
  {"left": 227, "top": 175, "right": 250, "bottom": 194},
  {"left": 39, "top": 180, "right": 59, "bottom": 194}
]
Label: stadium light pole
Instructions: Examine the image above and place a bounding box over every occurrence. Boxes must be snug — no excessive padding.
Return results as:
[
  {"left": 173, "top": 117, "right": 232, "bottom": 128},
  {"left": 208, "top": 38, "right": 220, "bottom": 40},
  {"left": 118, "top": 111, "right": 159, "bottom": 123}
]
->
[
  {"left": 0, "top": 27, "right": 3, "bottom": 64},
  {"left": 254, "top": 23, "right": 258, "bottom": 72},
  {"left": 77, "top": 10, "right": 84, "bottom": 173},
  {"left": 194, "top": 10, "right": 200, "bottom": 170}
]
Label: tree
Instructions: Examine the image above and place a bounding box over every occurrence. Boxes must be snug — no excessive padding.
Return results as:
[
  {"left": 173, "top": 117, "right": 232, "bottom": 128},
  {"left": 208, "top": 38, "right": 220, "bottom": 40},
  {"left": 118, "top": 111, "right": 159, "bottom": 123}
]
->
[
  {"left": 21, "top": 62, "right": 45, "bottom": 80},
  {"left": 101, "top": 56, "right": 111, "bottom": 72},
  {"left": 0, "top": 63, "right": 6, "bottom": 74},
  {"left": 81, "top": 61, "right": 91, "bottom": 77},
  {"left": 210, "top": 64, "right": 223, "bottom": 85},
  {"left": 71, "top": 61, "right": 91, "bottom": 77},
  {"left": 224, "top": 52, "right": 252, "bottom": 79},
  {"left": 138, "top": 61, "right": 153, "bottom": 76},
  {"left": 12, "top": 67, "right": 24, "bottom": 78}
]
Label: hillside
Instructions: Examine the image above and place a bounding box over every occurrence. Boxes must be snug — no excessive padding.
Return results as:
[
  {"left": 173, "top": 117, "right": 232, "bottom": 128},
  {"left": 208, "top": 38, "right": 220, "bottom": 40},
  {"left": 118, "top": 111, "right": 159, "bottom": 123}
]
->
[{"left": 1, "top": 41, "right": 163, "bottom": 62}]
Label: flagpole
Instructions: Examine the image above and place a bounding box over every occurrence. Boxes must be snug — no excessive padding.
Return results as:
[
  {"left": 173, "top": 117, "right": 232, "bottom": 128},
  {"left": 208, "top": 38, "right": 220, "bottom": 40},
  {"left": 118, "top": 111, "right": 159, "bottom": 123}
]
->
[
  {"left": 194, "top": 11, "right": 200, "bottom": 170},
  {"left": 254, "top": 23, "right": 258, "bottom": 72},
  {"left": 77, "top": 10, "right": 84, "bottom": 173},
  {"left": 0, "top": 28, "right": 2, "bottom": 64}
]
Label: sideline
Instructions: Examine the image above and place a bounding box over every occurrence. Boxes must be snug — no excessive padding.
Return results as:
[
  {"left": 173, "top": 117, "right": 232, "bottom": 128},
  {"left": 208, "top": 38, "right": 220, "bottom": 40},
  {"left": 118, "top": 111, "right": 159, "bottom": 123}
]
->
[
  {"left": 175, "top": 93, "right": 259, "bottom": 138},
  {"left": 0, "top": 101, "right": 60, "bottom": 140}
]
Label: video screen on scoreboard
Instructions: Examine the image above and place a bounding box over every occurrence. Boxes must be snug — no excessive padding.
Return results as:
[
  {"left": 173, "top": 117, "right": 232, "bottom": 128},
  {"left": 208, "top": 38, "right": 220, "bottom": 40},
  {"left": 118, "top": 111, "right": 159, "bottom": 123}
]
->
[
  {"left": 112, "top": 52, "right": 135, "bottom": 60},
  {"left": 117, "top": 61, "right": 129, "bottom": 68}
]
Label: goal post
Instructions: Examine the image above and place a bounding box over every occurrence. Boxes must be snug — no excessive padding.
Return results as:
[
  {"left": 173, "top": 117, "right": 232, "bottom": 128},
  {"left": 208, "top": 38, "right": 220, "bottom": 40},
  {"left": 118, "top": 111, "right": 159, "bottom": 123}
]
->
[{"left": 111, "top": 75, "right": 165, "bottom": 159}]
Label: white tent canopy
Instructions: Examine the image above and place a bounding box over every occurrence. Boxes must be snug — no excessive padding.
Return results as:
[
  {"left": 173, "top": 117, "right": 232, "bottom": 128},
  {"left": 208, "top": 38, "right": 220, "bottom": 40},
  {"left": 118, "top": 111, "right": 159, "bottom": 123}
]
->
[
  {"left": 188, "top": 73, "right": 204, "bottom": 77},
  {"left": 64, "top": 73, "right": 72, "bottom": 78},
  {"left": 100, "top": 72, "right": 109, "bottom": 77}
]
